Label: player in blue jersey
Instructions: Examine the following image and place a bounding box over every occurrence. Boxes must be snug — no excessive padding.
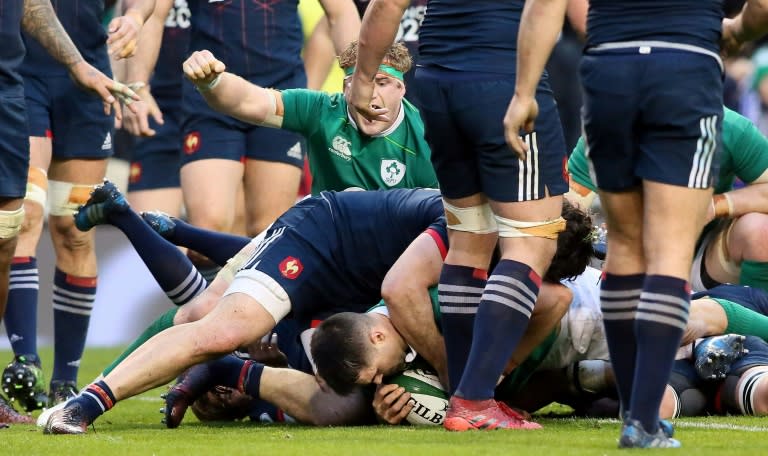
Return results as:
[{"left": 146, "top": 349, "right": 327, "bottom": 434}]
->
[
  {"left": 505, "top": 0, "right": 768, "bottom": 446},
  {"left": 2, "top": 0, "right": 154, "bottom": 410},
  {"left": 348, "top": 0, "right": 569, "bottom": 431},
  {"left": 118, "top": 0, "right": 191, "bottom": 217},
  {"left": 0, "top": 0, "right": 140, "bottom": 420},
  {"left": 42, "top": 187, "right": 453, "bottom": 434}
]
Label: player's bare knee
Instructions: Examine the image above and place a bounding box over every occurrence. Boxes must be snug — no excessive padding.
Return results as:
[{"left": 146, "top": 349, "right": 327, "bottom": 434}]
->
[
  {"left": 175, "top": 291, "right": 219, "bottom": 324},
  {"left": 50, "top": 217, "right": 95, "bottom": 254}
]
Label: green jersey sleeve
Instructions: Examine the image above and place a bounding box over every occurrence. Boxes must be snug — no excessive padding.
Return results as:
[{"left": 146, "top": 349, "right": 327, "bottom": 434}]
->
[
  {"left": 720, "top": 107, "right": 768, "bottom": 188},
  {"left": 568, "top": 137, "right": 597, "bottom": 192},
  {"left": 279, "top": 88, "right": 330, "bottom": 137}
]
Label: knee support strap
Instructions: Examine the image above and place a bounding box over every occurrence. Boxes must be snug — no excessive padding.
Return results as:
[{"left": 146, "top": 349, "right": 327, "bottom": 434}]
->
[
  {"left": 25, "top": 166, "right": 48, "bottom": 208},
  {"left": 442, "top": 200, "right": 497, "bottom": 234},
  {"left": 495, "top": 214, "right": 566, "bottom": 239},
  {"left": 48, "top": 180, "right": 96, "bottom": 216},
  {"left": 0, "top": 206, "right": 25, "bottom": 239}
]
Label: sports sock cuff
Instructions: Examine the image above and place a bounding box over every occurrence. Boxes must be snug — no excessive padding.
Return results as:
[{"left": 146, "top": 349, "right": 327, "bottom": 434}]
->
[
  {"left": 238, "top": 361, "right": 265, "bottom": 398},
  {"left": 87, "top": 380, "right": 117, "bottom": 411},
  {"left": 601, "top": 272, "right": 645, "bottom": 290}
]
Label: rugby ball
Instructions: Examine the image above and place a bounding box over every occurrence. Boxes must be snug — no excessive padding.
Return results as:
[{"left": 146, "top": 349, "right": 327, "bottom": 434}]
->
[{"left": 388, "top": 369, "right": 448, "bottom": 426}]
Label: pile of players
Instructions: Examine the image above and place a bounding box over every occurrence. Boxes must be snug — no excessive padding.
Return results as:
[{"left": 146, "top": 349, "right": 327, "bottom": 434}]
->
[{"left": 3, "top": 0, "right": 768, "bottom": 450}]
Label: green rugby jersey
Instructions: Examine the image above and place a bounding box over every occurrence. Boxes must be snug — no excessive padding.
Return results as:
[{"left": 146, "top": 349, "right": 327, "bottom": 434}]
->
[
  {"left": 280, "top": 89, "right": 439, "bottom": 193},
  {"left": 568, "top": 107, "right": 768, "bottom": 194}
]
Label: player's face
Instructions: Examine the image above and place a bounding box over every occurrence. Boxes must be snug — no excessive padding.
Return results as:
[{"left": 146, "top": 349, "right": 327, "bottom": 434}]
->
[
  {"left": 355, "top": 340, "right": 408, "bottom": 385},
  {"left": 345, "top": 75, "right": 406, "bottom": 136}
]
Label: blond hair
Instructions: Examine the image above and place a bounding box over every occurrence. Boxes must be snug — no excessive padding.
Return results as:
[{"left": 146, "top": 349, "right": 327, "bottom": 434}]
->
[{"left": 338, "top": 40, "right": 413, "bottom": 75}]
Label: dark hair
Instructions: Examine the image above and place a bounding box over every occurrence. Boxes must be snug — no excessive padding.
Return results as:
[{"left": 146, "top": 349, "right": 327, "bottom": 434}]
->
[
  {"left": 544, "top": 200, "right": 595, "bottom": 283},
  {"left": 311, "top": 312, "right": 372, "bottom": 395}
]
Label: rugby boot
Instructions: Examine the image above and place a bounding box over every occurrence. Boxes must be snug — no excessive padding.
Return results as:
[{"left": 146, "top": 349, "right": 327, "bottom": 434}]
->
[
  {"left": 43, "top": 402, "right": 89, "bottom": 435},
  {"left": 694, "top": 334, "right": 748, "bottom": 380},
  {"left": 73, "top": 180, "right": 129, "bottom": 232},
  {"left": 49, "top": 380, "right": 78, "bottom": 407},
  {"left": 162, "top": 364, "right": 216, "bottom": 428},
  {"left": 2, "top": 355, "right": 48, "bottom": 411},
  {"left": 619, "top": 419, "right": 681, "bottom": 448},
  {"left": 0, "top": 394, "right": 34, "bottom": 425},
  {"left": 141, "top": 211, "right": 177, "bottom": 239},
  {"left": 443, "top": 397, "right": 541, "bottom": 431}
]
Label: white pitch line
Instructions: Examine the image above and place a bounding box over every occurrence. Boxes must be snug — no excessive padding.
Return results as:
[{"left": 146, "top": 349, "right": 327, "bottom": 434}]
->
[{"left": 593, "top": 418, "right": 768, "bottom": 433}]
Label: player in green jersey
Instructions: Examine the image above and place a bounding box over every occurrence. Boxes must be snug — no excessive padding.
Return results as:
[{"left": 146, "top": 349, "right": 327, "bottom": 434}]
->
[
  {"left": 182, "top": 40, "right": 438, "bottom": 194},
  {"left": 567, "top": 107, "right": 768, "bottom": 292}
]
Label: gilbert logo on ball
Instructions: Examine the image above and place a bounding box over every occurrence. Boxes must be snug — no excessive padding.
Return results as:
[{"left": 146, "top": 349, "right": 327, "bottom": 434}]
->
[{"left": 387, "top": 369, "right": 448, "bottom": 425}]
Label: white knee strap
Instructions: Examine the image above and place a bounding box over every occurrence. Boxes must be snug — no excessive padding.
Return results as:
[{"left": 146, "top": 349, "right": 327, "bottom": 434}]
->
[
  {"left": 495, "top": 215, "right": 566, "bottom": 239},
  {"left": 442, "top": 200, "right": 497, "bottom": 234},
  {"left": 0, "top": 206, "right": 25, "bottom": 238},
  {"left": 25, "top": 166, "right": 47, "bottom": 208},
  {"left": 48, "top": 180, "right": 96, "bottom": 216}
]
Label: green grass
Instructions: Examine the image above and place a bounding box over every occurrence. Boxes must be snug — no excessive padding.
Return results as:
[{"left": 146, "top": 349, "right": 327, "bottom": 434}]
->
[{"left": 4, "top": 347, "right": 768, "bottom": 456}]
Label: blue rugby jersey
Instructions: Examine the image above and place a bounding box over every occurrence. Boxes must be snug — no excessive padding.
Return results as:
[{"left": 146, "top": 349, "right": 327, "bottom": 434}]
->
[{"left": 586, "top": 0, "right": 723, "bottom": 54}]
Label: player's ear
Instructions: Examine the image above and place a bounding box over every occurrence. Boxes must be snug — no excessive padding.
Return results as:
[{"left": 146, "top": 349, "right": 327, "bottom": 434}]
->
[{"left": 370, "top": 329, "right": 386, "bottom": 344}]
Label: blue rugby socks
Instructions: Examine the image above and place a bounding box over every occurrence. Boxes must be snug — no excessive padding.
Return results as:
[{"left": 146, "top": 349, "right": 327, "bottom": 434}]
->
[
  {"left": 600, "top": 272, "right": 644, "bottom": 414},
  {"left": 163, "top": 218, "right": 250, "bottom": 266},
  {"left": 438, "top": 264, "right": 487, "bottom": 395},
  {"left": 109, "top": 209, "right": 205, "bottom": 306},
  {"left": 631, "top": 275, "right": 690, "bottom": 433},
  {"left": 455, "top": 259, "right": 540, "bottom": 400},
  {"left": 51, "top": 269, "right": 96, "bottom": 385},
  {"left": 4, "top": 257, "right": 39, "bottom": 358},
  {"left": 74, "top": 380, "right": 116, "bottom": 424}
]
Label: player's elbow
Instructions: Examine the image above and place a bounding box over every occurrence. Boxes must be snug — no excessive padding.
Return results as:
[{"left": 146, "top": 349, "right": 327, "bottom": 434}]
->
[{"left": 381, "top": 276, "right": 421, "bottom": 313}]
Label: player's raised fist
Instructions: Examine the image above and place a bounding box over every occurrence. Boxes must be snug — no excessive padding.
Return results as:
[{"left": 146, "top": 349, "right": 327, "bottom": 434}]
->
[{"left": 183, "top": 50, "right": 227, "bottom": 89}]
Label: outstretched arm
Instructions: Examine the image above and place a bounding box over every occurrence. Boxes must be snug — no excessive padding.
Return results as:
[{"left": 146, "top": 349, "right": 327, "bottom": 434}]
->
[
  {"left": 182, "top": 50, "right": 284, "bottom": 127},
  {"left": 319, "top": 0, "right": 361, "bottom": 57},
  {"left": 21, "top": 0, "right": 139, "bottom": 118},
  {"left": 347, "top": 0, "right": 409, "bottom": 122}
]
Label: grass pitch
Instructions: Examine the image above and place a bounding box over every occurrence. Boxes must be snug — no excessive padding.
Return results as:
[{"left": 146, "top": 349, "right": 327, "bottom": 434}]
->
[{"left": 3, "top": 347, "right": 768, "bottom": 456}]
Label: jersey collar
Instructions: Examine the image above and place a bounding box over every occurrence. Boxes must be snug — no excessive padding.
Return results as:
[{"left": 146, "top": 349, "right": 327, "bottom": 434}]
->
[{"left": 346, "top": 101, "right": 405, "bottom": 138}]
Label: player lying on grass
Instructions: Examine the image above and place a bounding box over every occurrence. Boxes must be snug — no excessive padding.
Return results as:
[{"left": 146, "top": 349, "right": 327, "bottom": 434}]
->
[
  {"left": 165, "top": 267, "right": 768, "bottom": 427},
  {"left": 42, "top": 182, "right": 595, "bottom": 433},
  {"left": 493, "top": 281, "right": 768, "bottom": 414},
  {"left": 567, "top": 106, "right": 768, "bottom": 293}
]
